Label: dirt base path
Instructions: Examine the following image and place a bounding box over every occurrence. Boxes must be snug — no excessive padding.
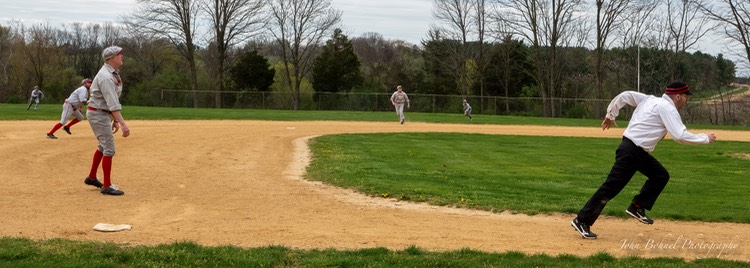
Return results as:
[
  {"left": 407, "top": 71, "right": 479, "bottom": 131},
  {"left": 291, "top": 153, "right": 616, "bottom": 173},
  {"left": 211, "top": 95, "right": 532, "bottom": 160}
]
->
[{"left": 1, "top": 120, "right": 747, "bottom": 262}]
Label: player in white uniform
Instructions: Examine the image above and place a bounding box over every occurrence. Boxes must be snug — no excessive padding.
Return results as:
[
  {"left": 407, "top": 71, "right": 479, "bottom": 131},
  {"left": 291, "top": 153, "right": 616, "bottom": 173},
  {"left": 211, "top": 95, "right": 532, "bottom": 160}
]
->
[
  {"left": 463, "top": 99, "right": 472, "bottom": 120},
  {"left": 27, "top": 86, "right": 45, "bottom": 110},
  {"left": 390, "top": 85, "right": 410, "bottom": 124},
  {"left": 46, "top": 79, "right": 92, "bottom": 139},
  {"left": 84, "top": 46, "right": 129, "bottom": 196}
]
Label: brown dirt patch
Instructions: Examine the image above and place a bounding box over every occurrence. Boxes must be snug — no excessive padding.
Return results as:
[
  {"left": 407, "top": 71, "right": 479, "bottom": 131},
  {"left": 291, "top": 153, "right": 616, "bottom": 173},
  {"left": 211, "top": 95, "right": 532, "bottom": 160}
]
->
[{"left": 0, "top": 120, "right": 747, "bottom": 262}]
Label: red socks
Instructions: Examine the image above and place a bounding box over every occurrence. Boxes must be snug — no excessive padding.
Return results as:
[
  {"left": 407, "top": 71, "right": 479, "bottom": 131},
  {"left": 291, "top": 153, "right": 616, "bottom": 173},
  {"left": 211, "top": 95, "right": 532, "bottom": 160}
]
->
[
  {"left": 48, "top": 123, "right": 62, "bottom": 135},
  {"left": 48, "top": 118, "right": 80, "bottom": 135},
  {"left": 65, "top": 118, "right": 80, "bottom": 128},
  {"left": 88, "top": 150, "right": 114, "bottom": 188},
  {"left": 102, "top": 156, "right": 112, "bottom": 188},
  {"left": 88, "top": 150, "right": 104, "bottom": 179}
]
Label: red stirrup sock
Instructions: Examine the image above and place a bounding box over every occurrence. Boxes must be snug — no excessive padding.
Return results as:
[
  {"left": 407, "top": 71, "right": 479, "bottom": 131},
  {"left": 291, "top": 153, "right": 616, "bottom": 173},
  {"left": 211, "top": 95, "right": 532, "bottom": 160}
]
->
[
  {"left": 48, "top": 123, "right": 63, "bottom": 135},
  {"left": 102, "top": 156, "right": 113, "bottom": 188},
  {"left": 65, "top": 118, "right": 80, "bottom": 127},
  {"left": 88, "top": 150, "right": 104, "bottom": 179}
]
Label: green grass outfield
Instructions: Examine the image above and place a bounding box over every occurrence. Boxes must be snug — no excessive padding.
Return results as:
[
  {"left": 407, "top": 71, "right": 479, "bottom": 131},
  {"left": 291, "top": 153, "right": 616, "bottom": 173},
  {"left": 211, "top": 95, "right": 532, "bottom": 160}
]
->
[
  {"left": 2, "top": 103, "right": 749, "bottom": 267},
  {"left": 5, "top": 103, "right": 750, "bottom": 130}
]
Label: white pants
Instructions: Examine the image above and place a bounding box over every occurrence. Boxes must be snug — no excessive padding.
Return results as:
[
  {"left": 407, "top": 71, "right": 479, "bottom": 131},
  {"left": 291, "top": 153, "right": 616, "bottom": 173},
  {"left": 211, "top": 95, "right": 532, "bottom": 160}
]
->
[
  {"left": 394, "top": 103, "right": 405, "bottom": 122},
  {"left": 59, "top": 103, "right": 84, "bottom": 124},
  {"left": 87, "top": 109, "right": 116, "bottom": 156}
]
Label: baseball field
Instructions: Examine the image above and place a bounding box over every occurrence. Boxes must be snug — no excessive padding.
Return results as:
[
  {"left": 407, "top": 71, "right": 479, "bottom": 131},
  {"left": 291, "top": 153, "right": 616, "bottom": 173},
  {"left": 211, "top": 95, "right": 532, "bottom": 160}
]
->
[{"left": 1, "top": 106, "right": 749, "bottom": 265}]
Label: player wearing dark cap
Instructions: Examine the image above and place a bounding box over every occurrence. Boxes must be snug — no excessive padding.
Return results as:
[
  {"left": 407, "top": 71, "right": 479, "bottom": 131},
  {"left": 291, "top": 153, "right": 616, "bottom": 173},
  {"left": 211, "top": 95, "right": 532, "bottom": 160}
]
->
[{"left": 571, "top": 81, "right": 716, "bottom": 239}]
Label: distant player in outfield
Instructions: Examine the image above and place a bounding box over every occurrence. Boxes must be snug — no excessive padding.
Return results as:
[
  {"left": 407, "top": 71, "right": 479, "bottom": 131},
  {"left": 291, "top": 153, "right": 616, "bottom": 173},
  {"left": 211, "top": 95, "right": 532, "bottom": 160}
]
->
[
  {"left": 84, "top": 46, "right": 130, "bottom": 196},
  {"left": 46, "top": 78, "right": 91, "bottom": 139},
  {"left": 390, "top": 85, "right": 410, "bottom": 124},
  {"left": 571, "top": 81, "right": 716, "bottom": 239},
  {"left": 463, "top": 99, "right": 472, "bottom": 120},
  {"left": 27, "top": 85, "right": 45, "bottom": 111}
]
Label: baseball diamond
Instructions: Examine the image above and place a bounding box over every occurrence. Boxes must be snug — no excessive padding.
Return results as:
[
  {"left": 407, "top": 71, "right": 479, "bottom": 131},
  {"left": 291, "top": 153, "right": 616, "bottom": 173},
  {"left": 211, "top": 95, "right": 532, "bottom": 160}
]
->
[{"left": 1, "top": 120, "right": 748, "bottom": 262}]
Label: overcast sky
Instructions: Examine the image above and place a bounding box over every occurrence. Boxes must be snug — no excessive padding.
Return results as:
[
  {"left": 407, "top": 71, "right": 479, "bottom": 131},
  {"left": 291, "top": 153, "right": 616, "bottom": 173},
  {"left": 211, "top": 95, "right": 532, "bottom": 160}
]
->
[
  {"left": 0, "top": 0, "right": 743, "bottom": 68},
  {"left": 0, "top": 0, "right": 433, "bottom": 45}
]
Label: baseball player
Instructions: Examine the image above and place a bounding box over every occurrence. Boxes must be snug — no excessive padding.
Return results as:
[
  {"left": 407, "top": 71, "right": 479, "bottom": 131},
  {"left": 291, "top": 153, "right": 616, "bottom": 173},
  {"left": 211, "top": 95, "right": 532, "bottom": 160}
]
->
[
  {"left": 27, "top": 86, "right": 45, "bottom": 110},
  {"left": 463, "top": 99, "right": 472, "bottom": 120},
  {"left": 571, "top": 81, "right": 716, "bottom": 239},
  {"left": 83, "top": 46, "right": 130, "bottom": 196},
  {"left": 390, "top": 85, "right": 410, "bottom": 124},
  {"left": 46, "top": 79, "right": 92, "bottom": 139}
]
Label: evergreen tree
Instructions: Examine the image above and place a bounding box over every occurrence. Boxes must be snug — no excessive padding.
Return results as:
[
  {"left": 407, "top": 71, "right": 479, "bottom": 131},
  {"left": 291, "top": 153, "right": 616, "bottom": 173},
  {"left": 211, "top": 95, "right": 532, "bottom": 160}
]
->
[
  {"left": 312, "top": 29, "right": 363, "bottom": 93},
  {"left": 230, "top": 50, "right": 275, "bottom": 91}
]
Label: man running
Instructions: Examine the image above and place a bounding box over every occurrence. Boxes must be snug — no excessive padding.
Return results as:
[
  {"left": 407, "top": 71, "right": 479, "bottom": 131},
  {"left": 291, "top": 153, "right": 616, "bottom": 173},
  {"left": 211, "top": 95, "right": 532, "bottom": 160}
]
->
[
  {"left": 571, "top": 81, "right": 716, "bottom": 239},
  {"left": 46, "top": 79, "right": 91, "bottom": 139},
  {"left": 27, "top": 86, "right": 45, "bottom": 110}
]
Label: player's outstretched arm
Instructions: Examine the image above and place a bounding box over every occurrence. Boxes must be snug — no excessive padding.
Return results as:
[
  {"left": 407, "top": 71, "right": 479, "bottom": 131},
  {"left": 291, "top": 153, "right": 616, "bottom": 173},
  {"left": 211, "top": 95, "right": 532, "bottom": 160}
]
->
[{"left": 601, "top": 117, "right": 618, "bottom": 130}]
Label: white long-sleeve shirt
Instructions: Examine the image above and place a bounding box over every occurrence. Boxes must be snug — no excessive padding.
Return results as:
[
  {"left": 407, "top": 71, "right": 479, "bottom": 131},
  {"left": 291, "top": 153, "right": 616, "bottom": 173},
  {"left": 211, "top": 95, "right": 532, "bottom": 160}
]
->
[{"left": 605, "top": 91, "right": 710, "bottom": 152}]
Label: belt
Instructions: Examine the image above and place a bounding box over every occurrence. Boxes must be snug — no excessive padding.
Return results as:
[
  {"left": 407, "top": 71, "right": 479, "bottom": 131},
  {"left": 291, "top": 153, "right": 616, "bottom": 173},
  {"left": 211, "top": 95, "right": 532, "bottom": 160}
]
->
[{"left": 87, "top": 106, "right": 111, "bottom": 113}]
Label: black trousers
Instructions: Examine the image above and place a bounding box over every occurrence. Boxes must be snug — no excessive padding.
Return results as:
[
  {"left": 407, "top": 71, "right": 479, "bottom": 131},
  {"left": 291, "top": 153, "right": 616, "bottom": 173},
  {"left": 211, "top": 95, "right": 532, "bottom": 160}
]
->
[{"left": 576, "top": 137, "right": 670, "bottom": 226}]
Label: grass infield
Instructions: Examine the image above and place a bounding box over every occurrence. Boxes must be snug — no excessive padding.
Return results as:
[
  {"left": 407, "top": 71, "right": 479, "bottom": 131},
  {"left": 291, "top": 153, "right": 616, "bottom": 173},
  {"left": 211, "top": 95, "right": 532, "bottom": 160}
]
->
[{"left": 307, "top": 133, "right": 750, "bottom": 223}]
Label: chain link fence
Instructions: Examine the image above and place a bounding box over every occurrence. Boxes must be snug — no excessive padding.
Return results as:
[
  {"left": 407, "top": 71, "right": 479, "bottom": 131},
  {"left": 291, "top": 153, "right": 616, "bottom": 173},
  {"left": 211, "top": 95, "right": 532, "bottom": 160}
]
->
[{"left": 149, "top": 90, "right": 750, "bottom": 126}]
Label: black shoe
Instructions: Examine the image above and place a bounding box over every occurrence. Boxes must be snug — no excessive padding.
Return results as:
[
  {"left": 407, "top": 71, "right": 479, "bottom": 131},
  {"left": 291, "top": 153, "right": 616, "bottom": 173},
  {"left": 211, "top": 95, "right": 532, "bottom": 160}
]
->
[
  {"left": 626, "top": 204, "right": 654, "bottom": 224},
  {"left": 400, "top": 119, "right": 404, "bottom": 124},
  {"left": 571, "top": 218, "right": 597, "bottom": 239},
  {"left": 100, "top": 185, "right": 124, "bottom": 196},
  {"left": 63, "top": 126, "right": 71, "bottom": 135},
  {"left": 84, "top": 177, "right": 103, "bottom": 188},
  {"left": 46, "top": 133, "right": 58, "bottom": 139}
]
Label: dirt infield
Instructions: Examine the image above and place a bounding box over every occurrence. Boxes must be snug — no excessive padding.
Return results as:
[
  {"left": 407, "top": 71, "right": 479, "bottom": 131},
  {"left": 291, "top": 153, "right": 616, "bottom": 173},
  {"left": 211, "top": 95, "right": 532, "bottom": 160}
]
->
[{"left": 1, "top": 120, "right": 748, "bottom": 262}]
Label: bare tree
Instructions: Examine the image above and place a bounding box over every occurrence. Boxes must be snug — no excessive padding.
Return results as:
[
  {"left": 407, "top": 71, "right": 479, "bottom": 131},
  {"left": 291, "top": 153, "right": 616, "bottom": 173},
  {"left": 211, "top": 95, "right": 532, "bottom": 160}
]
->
[
  {"left": 0, "top": 24, "right": 16, "bottom": 92},
  {"left": 63, "top": 23, "right": 102, "bottom": 78},
  {"left": 696, "top": 1, "right": 749, "bottom": 125},
  {"left": 266, "top": 0, "right": 340, "bottom": 110},
  {"left": 201, "top": 0, "right": 266, "bottom": 108},
  {"left": 22, "top": 23, "right": 63, "bottom": 91},
  {"left": 613, "top": 0, "right": 658, "bottom": 94},
  {"left": 433, "top": 0, "right": 474, "bottom": 43},
  {"left": 495, "top": 0, "right": 584, "bottom": 117},
  {"left": 698, "top": 0, "right": 750, "bottom": 71},
  {"left": 594, "top": 0, "right": 630, "bottom": 115},
  {"left": 664, "top": 0, "right": 711, "bottom": 80},
  {"left": 351, "top": 32, "right": 397, "bottom": 94},
  {"left": 430, "top": 0, "right": 473, "bottom": 96},
  {"left": 128, "top": 0, "right": 202, "bottom": 108},
  {"left": 474, "top": 0, "right": 491, "bottom": 111},
  {"left": 617, "top": 0, "right": 658, "bottom": 48}
]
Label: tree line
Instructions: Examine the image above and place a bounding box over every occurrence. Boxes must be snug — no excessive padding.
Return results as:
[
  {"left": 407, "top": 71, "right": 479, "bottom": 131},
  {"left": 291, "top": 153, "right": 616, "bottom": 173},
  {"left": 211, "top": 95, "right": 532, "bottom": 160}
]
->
[{"left": 1, "top": 0, "right": 749, "bottom": 124}]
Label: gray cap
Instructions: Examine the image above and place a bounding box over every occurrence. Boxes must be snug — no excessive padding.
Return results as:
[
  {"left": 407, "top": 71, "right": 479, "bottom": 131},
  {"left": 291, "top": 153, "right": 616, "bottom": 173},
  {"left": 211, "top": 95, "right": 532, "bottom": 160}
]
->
[
  {"left": 102, "top": 46, "right": 123, "bottom": 60},
  {"left": 82, "top": 78, "right": 92, "bottom": 84}
]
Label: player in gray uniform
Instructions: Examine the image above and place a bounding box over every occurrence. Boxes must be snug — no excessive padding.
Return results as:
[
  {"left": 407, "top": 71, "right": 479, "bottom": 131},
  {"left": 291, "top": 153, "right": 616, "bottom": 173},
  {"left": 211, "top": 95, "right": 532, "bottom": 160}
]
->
[
  {"left": 83, "top": 46, "right": 130, "bottom": 196},
  {"left": 390, "top": 85, "right": 410, "bottom": 124},
  {"left": 463, "top": 99, "right": 472, "bottom": 120},
  {"left": 27, "top": 86, "right": 45, "bottom": 110},
  {"left": 46, "top": 79, "right": 92, "bottom": 139}
]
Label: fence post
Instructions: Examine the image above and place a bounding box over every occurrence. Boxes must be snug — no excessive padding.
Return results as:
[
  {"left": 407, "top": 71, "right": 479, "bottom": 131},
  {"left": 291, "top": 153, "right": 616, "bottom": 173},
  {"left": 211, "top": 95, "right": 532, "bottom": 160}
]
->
[{"left": 432, "top": 95, "right": 436, "bottom": 113}]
